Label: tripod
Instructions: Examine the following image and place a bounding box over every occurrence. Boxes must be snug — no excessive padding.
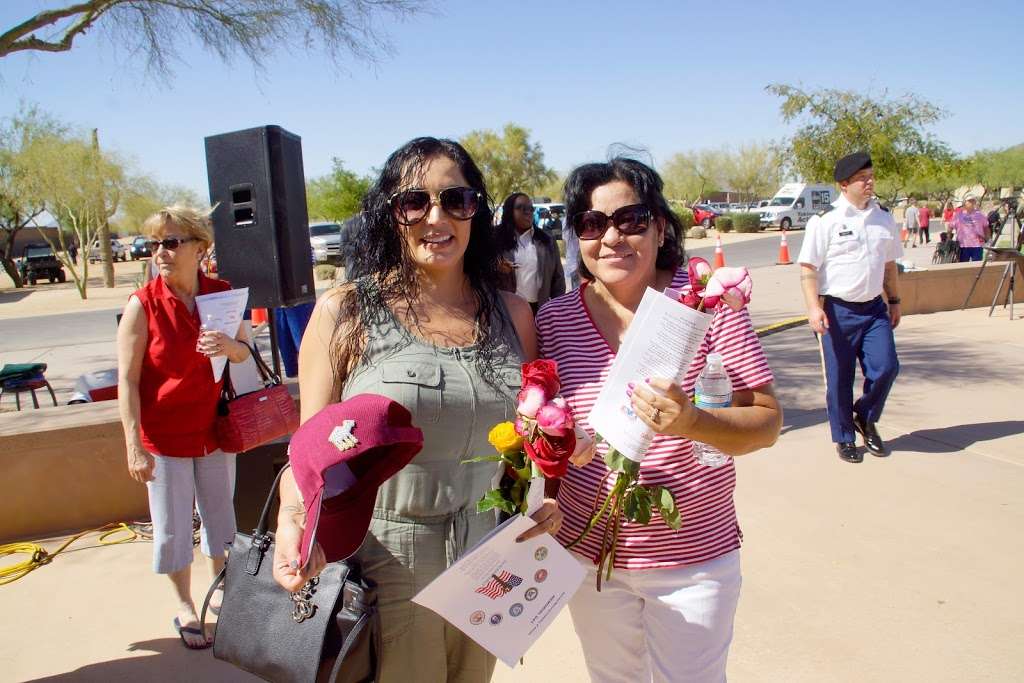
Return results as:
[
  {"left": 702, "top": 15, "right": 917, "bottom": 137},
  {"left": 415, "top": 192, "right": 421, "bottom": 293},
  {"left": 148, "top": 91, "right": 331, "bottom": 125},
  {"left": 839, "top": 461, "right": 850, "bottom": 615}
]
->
[{"left": 961, "top": 203, "right": 1022, "bottom": 317}]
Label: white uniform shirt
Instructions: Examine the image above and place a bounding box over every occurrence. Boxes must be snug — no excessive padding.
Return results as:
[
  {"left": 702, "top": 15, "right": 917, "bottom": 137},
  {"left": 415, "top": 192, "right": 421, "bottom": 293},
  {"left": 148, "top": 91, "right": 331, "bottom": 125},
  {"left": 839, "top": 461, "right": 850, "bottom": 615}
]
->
[
  {"left": 797, "top": 193, "right": 903, "bottom": 302},
  {"left": 514, "top": 229, "right": 541, "bottom": 303}
]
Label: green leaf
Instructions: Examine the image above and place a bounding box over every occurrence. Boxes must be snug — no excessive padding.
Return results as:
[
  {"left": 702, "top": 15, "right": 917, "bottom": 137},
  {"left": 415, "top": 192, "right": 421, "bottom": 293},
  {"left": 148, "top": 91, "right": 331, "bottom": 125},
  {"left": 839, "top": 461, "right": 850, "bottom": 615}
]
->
[
  {"left": 635, "top": 487, "right": 652, "bottom": 526},
  {"left": 652, "top": 485, "right": 682, "bottom": 530},
  {"left": 622, "top": 489, "right": 639, "bottom": 522},
  {"left": 477, "top": 489, "right": 517, "bottom": 515}
]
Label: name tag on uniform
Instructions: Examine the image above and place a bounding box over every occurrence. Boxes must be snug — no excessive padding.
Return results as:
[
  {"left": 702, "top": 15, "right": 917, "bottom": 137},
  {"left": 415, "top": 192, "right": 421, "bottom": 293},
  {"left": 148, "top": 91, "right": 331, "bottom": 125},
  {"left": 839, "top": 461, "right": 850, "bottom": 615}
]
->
[{"left": 838, "top": 229, "right": 853, "bottom": 237}]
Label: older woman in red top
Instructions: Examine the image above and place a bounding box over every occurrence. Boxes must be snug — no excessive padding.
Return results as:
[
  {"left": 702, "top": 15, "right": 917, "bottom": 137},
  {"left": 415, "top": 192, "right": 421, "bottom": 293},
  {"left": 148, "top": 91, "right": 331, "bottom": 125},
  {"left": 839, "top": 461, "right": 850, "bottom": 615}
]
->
[{"left": 117, "top": 206, "right": 251, "bottom": 649}]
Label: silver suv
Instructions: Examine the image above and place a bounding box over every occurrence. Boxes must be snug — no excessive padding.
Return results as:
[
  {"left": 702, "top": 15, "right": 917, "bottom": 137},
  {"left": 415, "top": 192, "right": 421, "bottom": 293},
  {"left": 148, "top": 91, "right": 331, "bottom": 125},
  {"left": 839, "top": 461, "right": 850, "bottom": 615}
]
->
[{"left": 309, "top": 222, "right": 342, "bottom": 264}]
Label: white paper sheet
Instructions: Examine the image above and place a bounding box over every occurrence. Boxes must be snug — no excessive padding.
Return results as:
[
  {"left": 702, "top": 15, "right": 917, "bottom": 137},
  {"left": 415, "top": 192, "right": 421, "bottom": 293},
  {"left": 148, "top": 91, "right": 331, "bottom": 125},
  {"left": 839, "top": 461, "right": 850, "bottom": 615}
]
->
[
  {"left": 195, "top": 287, "right": 249, "bottom": 381},
  {"left": 412, "top": 515, "right": 586, "bottom": 668},
  {"left": 588, "top": 287, "right": 714, "bottom": 462}
]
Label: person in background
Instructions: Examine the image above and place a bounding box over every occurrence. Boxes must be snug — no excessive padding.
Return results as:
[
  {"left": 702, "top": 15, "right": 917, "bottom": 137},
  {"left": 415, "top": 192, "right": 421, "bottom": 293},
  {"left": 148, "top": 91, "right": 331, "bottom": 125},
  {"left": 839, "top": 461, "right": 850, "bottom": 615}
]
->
[
  {"left": 67, "top": 241, "right": 78, "bottom": 265},
  {"left": 562, "top": 206, "right": 582, "bottom": 290},
  {"left": 271, "top": 137, "right": 559, "bottom": 682},
  {"left": 918, "top": 201, "right": 932, "bottom": 244},
  {"left": 902, "top": 196, "right": 921, "bottom": 248},
  {"left": 942, "top": 199, "right": 957, "bottom": 234},
  {"left": 798, "top": 151, "right": 902, "bottom": 464},
  {"left": 495, "top": 192, "right": 565, "bottom": 313},
  {"left": 117, "top": 206, "right": 252, "bottom": 649},
  {"left": 950, "top": 195, "right": 990, "bottom": 262},
  {"left": 273, "top": 302, "right": 315, "bottom": 378},
  {"left": 538, "top": 157, "right": 780, "bottom": 682}
]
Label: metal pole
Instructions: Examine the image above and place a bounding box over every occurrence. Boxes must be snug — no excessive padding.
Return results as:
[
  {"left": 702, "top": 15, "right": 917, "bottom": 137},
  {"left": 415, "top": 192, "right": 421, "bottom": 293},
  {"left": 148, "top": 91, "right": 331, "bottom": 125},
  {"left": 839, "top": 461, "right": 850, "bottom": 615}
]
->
[{"left": 267, "top": 309, "right": 283, "bottom": 378}]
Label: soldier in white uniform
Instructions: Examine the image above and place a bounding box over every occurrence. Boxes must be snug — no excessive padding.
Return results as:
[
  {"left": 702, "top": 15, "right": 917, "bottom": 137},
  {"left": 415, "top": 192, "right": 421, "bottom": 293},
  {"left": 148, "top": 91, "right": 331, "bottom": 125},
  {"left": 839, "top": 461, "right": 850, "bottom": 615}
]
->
[{"left": 797, "top": 152, "right": 903, "bottom": 463}]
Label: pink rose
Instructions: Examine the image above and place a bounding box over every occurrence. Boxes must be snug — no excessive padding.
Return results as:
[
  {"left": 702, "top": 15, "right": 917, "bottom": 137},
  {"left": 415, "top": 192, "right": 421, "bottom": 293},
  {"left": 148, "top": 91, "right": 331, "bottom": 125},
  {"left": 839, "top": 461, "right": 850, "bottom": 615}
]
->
[
  {"left": 703, "top": 266, "right": 752, "bottom": 311},
  {"left": 536, "top": 399, "right": 574, "bottom": 436},
  {"left": 517, "top": 385, "right": 546, "bottom": 418},
  {"left": 678, "top": 285, "right": 701, "bottom": 309},
  {"left": 687, "top": 257, "right": 713, "bottom": 292}
]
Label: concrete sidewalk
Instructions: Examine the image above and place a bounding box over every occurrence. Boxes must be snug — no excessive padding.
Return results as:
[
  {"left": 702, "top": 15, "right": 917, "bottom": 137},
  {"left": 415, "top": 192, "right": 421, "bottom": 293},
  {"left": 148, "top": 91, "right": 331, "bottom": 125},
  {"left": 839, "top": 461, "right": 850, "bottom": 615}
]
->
[{"left": 2, "top": 304, "right": 1021, "bottom": 682}]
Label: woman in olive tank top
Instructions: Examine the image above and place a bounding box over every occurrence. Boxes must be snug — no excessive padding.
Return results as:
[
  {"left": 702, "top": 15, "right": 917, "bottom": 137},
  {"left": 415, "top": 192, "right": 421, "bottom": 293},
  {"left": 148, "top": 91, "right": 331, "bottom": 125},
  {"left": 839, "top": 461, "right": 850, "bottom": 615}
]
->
[{"left": 272, "top": 138, "right": 563, "bottom": 682}]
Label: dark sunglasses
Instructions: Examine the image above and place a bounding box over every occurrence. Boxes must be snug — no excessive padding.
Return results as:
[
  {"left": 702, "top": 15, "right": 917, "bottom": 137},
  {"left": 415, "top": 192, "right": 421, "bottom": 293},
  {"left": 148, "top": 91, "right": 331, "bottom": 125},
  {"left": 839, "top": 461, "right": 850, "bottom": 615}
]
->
[
  {"left": 573, "top": 204, "right": 652, "bottom": 240},
  {"left": 145, "top": 237, "right": 196, "bottom": 251},
  {"left": 515, "top": 204, "right": 534, "bottom": 214},
  {"left": 389, "top": 186, "right": 482, "bottom": 226}
]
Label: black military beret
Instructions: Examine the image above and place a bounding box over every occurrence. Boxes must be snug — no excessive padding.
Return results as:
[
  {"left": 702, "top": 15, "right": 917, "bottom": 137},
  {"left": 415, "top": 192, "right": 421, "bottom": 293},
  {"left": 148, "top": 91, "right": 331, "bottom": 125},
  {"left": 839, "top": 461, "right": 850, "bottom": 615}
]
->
[{"left": 833, "top": 151, "right": 872, "bottom": 182}]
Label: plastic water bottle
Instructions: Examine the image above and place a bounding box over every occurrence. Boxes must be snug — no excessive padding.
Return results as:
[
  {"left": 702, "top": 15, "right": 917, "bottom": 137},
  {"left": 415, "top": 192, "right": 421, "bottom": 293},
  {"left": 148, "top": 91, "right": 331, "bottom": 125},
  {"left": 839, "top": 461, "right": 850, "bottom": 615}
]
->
[{"left": 693, "top": 353, "right": 732, "bottom": 467}]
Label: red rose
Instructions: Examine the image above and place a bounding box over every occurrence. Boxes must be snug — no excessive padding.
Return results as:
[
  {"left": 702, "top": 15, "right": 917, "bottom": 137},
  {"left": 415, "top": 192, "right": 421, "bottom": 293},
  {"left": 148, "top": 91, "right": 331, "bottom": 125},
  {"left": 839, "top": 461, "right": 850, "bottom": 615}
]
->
[
  {"left": 521, "top": 359, "right": 560, "bottom": 400},
  {"left": 524, "top": 431, "right": 576, "bottom": 479}
]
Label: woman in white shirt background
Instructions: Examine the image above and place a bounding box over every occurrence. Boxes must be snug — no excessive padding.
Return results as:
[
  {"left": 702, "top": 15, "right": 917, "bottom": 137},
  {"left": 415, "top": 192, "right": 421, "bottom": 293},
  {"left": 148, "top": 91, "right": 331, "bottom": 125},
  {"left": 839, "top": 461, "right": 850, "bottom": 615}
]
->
[{"left": 495, "top": 192, "right": 565, "bottom": 313}]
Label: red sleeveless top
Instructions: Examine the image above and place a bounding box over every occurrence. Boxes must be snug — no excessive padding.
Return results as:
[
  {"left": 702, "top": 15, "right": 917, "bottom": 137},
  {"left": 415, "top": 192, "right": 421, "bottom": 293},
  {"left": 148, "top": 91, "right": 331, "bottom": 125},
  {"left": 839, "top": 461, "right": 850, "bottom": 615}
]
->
[{"left": 133, "top": 272, "right": 232, "bottom": 457}]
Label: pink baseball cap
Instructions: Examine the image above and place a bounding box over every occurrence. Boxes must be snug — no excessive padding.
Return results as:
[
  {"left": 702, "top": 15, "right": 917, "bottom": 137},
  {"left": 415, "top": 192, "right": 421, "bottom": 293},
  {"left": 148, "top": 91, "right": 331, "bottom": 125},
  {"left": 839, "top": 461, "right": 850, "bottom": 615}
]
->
[{"left": 289, "top": 394, "right": 423, "bottom": 568}]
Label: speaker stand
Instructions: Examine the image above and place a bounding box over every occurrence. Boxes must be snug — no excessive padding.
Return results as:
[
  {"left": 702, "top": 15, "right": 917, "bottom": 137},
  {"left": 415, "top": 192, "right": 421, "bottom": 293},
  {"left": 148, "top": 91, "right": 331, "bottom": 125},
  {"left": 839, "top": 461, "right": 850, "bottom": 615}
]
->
[{"left": 267, "top": 310, "right": 283, "bottom": 378}]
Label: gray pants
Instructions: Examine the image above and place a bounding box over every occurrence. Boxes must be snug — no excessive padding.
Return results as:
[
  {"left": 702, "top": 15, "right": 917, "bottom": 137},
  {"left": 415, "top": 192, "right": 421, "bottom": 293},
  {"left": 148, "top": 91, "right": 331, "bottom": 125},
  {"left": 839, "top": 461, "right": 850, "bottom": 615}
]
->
[
  {"left": 357, "top": 508, "right": 497, "bottom": 682},
  {"left": 146, "top": 450, "right": 236, "bottom": 574}
]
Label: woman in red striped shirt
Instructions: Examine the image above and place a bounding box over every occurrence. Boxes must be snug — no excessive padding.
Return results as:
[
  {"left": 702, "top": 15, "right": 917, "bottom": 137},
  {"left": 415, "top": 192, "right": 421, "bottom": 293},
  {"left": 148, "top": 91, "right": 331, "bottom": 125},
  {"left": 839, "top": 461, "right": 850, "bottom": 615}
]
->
[{"left": 537, "top": 158, "right": 782, "bottom": 682}]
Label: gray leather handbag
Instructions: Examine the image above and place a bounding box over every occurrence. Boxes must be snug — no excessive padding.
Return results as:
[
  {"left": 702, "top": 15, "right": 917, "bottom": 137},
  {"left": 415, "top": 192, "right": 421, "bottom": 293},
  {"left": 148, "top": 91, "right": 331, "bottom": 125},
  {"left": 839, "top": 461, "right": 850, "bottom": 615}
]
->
[{"left": 201, "top": 466, "right": 379, "bottom": 682}]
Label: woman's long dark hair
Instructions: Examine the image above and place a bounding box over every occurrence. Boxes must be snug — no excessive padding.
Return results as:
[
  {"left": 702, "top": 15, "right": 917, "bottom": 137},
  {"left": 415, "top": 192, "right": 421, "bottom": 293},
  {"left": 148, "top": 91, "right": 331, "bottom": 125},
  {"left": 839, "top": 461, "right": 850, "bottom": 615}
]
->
[
  {"left": 564, "top": 157, "right": 684, "bottom": 282},
  {"left": 495, "top": 192, "right": 530, "bottom": 255},
  {"left": 329, "top": 137, "right": 512, "bottom": 395}
]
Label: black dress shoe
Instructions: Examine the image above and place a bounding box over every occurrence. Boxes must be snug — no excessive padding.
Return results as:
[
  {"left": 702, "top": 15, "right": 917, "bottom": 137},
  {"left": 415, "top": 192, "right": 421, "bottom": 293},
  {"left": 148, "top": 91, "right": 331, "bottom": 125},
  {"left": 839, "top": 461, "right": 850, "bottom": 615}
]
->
[
  {"left": 836, "top": 442, "right": 862, "bottom": 463},
  {"left": 854, "top": 416, "right": 888, "bottom": 456}
]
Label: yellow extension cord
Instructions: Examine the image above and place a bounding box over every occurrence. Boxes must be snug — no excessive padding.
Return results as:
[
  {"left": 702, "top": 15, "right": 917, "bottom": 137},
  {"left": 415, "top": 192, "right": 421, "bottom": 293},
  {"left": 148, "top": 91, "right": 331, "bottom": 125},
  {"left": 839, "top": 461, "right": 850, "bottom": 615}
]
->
[{"left": 0, "top": 522, "right": 148, "bottom": 586}]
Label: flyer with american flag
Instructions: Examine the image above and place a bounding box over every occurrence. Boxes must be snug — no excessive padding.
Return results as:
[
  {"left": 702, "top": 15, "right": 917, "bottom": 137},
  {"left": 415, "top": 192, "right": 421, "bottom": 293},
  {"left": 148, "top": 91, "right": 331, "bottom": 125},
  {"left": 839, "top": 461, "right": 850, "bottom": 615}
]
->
[{"left": 412, "top": 514, "right": 586, "bottom": 667}]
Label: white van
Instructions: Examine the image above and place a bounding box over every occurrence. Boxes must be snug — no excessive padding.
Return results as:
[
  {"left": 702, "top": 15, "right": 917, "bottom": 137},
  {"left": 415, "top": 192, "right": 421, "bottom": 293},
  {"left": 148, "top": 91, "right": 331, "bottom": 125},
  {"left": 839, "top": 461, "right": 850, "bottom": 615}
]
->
[{"left": 758, "top": 183, "right": 836, "bottom": 229}]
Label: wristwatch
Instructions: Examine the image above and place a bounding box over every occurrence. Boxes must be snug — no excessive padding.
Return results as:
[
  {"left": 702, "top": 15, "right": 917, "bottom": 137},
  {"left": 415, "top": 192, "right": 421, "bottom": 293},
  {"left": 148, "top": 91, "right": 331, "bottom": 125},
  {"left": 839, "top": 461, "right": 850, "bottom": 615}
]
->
[{"left": 888, "top": 297, "right": 901, "bottom": 305}]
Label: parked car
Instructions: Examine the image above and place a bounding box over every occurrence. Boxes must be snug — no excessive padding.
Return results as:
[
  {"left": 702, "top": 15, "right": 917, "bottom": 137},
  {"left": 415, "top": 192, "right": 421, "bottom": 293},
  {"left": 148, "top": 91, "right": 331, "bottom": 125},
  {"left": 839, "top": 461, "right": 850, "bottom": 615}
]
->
[
  {"left": 17, "top": 243, "right": 66, "bottom": 285},
  {"left": 691, "top": 204, "right": 720, "bottom": 228},
  {"left": 129, "top": 236, "right": 151, "bottom": 260},
  {"left": 88, "top": 238, "right": 127, "bottom": 263},
  {"left": 309, "top": 221, "right": 343, "bottom": 264}
]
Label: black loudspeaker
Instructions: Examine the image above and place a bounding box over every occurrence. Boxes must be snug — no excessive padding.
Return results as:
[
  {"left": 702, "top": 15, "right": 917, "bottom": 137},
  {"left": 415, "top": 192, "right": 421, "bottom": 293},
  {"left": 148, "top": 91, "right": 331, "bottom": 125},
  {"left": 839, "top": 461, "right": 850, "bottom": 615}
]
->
[{"left": 204, "top": 125, "right": 315, "bottom": 308}]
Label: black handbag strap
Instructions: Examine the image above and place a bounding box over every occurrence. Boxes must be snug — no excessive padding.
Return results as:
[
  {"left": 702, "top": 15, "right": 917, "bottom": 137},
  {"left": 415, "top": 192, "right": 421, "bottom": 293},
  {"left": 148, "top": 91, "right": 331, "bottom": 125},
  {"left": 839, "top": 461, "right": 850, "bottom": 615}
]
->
[
  {"left": 199, "top": 564, "right": 227, "bottom": 633},
  {"left": 199, "top": 464, "right": 289, "bottom": 631},
  {"left": 221, "top": 341, "right": 282, "bottom": 401},
  {"left": 327, "top": 604, "right": 378, "bottom": 683}
]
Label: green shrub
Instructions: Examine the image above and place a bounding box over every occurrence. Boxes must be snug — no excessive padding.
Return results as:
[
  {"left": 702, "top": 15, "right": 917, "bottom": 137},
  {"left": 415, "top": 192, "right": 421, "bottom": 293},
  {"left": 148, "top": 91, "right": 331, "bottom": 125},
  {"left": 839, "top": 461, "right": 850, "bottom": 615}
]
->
[
  {"left": 730, "top": 212, "right": 761, "bottom": 233},
  {"left": 673, "top": 207, "right": 695, "bottom": 232},
  {"left": 716, "top": 216, "right": 734, "bottom": 232},
  {"left": 314, "top": 264, "right": 337, "bottom": 281}
]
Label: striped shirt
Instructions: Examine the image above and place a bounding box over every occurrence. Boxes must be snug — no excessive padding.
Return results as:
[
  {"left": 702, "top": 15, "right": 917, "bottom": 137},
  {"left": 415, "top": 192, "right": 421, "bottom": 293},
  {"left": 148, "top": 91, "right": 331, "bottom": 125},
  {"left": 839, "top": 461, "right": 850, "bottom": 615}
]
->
[{"left": 536, "top": 267, "right": 774, "bottom": 569}]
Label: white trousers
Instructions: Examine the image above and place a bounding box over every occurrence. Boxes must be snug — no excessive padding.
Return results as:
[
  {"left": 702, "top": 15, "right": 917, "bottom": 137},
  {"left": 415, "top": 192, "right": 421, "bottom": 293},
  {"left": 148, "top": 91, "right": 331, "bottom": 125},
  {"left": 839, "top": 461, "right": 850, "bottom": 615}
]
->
[
  {"left": 568, "top": 550, "right": 742, "bottom": 683},
  {"left": 146, "top": 450, "right": 236, "bottom": 574}
]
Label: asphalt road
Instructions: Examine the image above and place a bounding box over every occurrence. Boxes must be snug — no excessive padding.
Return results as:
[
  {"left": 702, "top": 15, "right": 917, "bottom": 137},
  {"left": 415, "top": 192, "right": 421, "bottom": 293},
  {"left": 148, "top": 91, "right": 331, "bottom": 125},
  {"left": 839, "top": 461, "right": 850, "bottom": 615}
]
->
[{"left": 688, "top": 229, "right": 804, "bottom": 267}]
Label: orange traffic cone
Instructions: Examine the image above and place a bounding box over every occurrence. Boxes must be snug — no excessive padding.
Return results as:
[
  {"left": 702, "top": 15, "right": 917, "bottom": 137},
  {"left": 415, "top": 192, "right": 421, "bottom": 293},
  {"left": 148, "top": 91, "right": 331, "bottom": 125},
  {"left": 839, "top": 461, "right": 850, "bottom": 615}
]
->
[
  {"left": 713, "top": 234, "right": 726, "bottom": 269},
  {"left": 251, "top": 308, "right": 268, "bottom": 326},
  {"left": 776, "top": 229, "right": 793, "bottom": 265}
]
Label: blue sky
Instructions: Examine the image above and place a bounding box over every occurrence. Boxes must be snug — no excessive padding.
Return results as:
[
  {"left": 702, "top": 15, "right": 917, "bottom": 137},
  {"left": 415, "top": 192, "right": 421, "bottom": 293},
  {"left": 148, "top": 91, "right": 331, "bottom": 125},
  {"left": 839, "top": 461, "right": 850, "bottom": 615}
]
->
[{"left": 1, "top": 0, "right": 1021, "bottom": 198}]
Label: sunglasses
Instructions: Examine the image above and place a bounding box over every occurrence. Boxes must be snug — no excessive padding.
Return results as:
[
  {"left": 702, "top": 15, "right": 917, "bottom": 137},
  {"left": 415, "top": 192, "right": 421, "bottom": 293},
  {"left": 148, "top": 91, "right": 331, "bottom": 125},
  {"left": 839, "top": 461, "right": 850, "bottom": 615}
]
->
[
  {"left": 573, "top": 204, "right": 652, "bottom": 240},
  {"left": 389, "top": 186, "right": 482, "bottom": 226},
  {"left": 515, "top": 204, "right": 534, "bottom": 214},
  {"left": 146, "top": 237, "right": 196, "bottom": 251}
]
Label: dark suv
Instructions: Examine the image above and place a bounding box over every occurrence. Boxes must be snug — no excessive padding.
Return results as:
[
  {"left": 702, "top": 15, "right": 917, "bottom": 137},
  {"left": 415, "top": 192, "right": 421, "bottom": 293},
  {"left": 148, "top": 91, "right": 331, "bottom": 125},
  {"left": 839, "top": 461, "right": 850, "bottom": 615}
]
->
[
  {"left": 18, "top": 243, "right": 67, "bottom": 285},
  {"left": 130, "top": 236, "right": 152, "bottom": 260}
]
